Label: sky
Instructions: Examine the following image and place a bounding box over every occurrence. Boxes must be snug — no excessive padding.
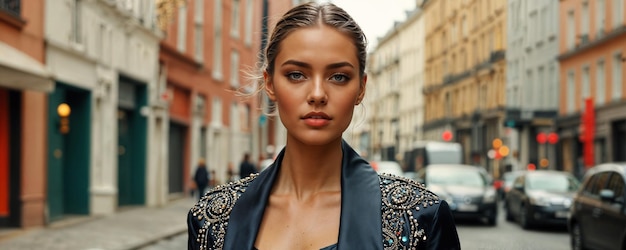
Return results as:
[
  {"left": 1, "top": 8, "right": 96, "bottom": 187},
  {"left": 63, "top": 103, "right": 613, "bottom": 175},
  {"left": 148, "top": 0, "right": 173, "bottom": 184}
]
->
[{"left": 321, "top": 0, "right": 417, "bottom": 50}]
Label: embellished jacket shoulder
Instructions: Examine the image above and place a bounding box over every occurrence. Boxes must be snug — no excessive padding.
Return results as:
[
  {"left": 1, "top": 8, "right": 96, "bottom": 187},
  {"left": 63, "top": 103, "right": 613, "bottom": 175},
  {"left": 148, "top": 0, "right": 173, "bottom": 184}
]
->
[{"left": 187, "top": 173, "right": 460, "bottom": 250}]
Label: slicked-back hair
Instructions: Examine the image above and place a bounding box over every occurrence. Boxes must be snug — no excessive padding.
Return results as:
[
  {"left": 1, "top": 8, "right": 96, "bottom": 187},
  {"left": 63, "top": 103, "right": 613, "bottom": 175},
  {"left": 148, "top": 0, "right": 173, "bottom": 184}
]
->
[{"left": 263, "top": 2, "right": 368, "bottom": 78}]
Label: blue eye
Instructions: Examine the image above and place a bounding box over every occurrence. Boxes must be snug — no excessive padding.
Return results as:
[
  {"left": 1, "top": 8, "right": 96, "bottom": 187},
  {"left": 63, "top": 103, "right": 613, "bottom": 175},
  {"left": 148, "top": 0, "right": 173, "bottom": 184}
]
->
[
  {"left": 330, "top": 74, "right": 350, "bottom": 82},
  {"left": 286, "top": 72, "right": 305, "bottom": 81}
]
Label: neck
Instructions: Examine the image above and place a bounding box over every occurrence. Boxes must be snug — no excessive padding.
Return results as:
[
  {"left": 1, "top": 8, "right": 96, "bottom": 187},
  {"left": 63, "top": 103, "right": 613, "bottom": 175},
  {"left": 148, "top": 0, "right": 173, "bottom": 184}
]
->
[{"left": 273, "top": 137, "right": 343, "bottom": 200}]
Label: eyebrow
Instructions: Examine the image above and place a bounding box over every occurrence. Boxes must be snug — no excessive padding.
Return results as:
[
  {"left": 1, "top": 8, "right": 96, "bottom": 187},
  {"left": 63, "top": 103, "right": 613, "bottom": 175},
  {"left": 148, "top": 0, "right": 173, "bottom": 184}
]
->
[{"left": 281, "top": 60, "right": 355, "bottom": 70}]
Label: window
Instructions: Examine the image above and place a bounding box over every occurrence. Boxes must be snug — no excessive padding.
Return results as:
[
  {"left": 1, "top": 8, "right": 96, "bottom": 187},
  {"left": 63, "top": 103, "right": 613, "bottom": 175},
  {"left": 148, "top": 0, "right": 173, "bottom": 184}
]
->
[
  {"left": 230, "top": 50, "right": 240, "bottom": 88},
  {"left": 230, "top": 103, "right": 240, "bottom": 132},
  {"left": 582, "top": 66, "right": 590, "bottom": 100},
  {"left": 613, "top": 0, "right": 624, "bottom": 28},
  {"left": 589, "top": 172, "right": 611, "bottom": 196},
  {"left": 597, "top": 0, "right": 606, "bottom": 36},
  {"left": 597, "top": 60, "right": 606, "bottom": 105},
  {"left": 567, "top": 70, "right": 575, "bottom": 113},
  {"left": 212, "top": 97, "right": 222, "bottom": 125},
  {"left": 613, "top": 52, "right": 623, "bottom": 101},
  {"left": 567, "top": 10, "right": 575, "bottom": 50},
  {"left": 177, "top": 5, "right": 187, "bottom": 52},
  {"left": 194, "top": 0, "right": 204, "bottom": 62},
  {"left": 72, "top": 0, "right": 82, "bottom": 44},
  {"left": 549, "top": 66, "right": 557, "bottom": 108},
  {"left": 527, "top": 70, "right": 534, "bottom": 109},
  {"left": 244, "top": 0, "right": 253, "bottom": 46},
  {"left": 582, "top": 2, "right": 589, "bottom": 35},
  {"left": 231, "top": 0, "right": 240, "bottom": 38},
  {"left": 213, "top": 0, "right": 223, "bottom": 80},
  {"left": 607, "top": 173, "right": 625, "bottom": 203},
  {"left": 538, "top": 67, "right": 545, "bottom": 108}
]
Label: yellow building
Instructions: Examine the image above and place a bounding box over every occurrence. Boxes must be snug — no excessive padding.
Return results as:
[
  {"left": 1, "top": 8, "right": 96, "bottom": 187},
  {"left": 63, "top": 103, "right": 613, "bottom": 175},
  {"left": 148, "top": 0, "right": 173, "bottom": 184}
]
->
[{"left": 422, "top": 0, "right": 507, "bottom": 171}]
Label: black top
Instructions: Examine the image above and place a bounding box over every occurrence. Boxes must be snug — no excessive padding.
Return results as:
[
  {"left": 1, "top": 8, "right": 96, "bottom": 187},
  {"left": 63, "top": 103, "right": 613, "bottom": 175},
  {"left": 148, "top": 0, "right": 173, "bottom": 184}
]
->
[{"left": 188, "top": 140, "right": 460, "bottom": 250}]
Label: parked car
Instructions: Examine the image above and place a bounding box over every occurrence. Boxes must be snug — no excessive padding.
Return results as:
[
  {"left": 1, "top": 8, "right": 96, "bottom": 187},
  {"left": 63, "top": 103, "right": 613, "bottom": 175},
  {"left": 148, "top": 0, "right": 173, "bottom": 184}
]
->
[
  {"left": 500, "top": 170, "right": 527, "bottom": 201},
  {"left": 568, "top": 163, "right": 626, "bottom": 250},
  {"left": 417, "top": 164, "right": 498, "bottom": 226},
  {"left": 371, "top": 161, "right": 404, "bottom": 177},
  {"left": 505, "top": 170, "right": 580, "bottom": 229}
]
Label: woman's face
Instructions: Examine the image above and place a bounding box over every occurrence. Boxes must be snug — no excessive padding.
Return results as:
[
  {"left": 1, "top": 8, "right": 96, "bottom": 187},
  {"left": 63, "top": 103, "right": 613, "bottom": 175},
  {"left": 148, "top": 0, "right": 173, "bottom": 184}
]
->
[{"left": 265, "top": 25, "right": 366, "bottom": 146}]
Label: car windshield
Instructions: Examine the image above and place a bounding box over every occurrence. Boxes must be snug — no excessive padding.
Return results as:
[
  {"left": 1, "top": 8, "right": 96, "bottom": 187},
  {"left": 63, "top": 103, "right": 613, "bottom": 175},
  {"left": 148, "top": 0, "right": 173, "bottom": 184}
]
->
[
  {"left": 427, "top": 168, "right": 486, "bottom": 187},
  {"left": 526, "top": 174, "right": 580, "bottom": 192}
]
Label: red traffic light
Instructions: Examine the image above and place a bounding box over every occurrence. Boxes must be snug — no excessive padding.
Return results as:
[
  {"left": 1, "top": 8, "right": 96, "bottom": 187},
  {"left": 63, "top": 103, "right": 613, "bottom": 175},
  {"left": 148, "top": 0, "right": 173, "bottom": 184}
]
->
[
  {"left": 442, "top": 130, "right": 453, "bottom": 141},
  {"left": 536, "top": 132, "right": 547, "bottom": 144},
  {"left": 547, "top": 132, "right": 559, "bottom": 144}
]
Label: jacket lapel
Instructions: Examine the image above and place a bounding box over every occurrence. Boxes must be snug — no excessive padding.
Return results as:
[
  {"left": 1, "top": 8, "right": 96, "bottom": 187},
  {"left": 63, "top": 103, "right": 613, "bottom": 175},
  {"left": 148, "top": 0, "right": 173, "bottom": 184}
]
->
[
  {"left": 223, "top": 141, "right": 383, "bottom": 249},
  {"left": 337, "top": 140, "right": 383, "bottom": 249},
  {"left": 223, "top": 150, "right": 283, "bottom": 249}
]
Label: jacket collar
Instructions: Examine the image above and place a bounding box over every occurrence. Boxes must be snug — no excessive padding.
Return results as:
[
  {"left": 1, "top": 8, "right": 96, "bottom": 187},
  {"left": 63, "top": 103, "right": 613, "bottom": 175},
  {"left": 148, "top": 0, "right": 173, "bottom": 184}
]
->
[{"left": 224, "top": 140, "right": 383, "bottom": 249}]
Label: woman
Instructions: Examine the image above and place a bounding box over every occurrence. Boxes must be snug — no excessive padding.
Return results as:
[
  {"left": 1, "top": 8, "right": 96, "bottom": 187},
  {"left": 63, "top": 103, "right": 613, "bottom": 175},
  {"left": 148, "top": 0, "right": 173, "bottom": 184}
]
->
[{"left": 188, "top": 2, "right": 460, "bottom": 249}]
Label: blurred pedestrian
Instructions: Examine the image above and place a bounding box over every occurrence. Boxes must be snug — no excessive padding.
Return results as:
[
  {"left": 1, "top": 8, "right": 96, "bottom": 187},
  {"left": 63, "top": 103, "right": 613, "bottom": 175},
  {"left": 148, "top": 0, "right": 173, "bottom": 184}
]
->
[
  {"left": 192, "top": 158, "right": 209, "bottom": 200},
  {"left": 188, "top": 2, "right": 459, "bottom": 249},
  {"left": 238, "top": 152, "right": 257, "bottom": 179}
]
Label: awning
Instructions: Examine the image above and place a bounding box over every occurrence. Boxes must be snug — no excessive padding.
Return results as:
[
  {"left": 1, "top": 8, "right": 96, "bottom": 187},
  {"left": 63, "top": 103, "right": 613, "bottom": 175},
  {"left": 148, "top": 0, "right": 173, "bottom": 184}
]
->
[{"left": 0, "top": 41, "right": 53, "bottom": 92}]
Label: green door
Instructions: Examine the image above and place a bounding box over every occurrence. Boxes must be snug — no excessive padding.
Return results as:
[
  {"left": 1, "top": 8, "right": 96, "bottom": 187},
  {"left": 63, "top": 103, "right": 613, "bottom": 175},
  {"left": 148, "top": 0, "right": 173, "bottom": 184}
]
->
[
  {"left": 47, "top": 84, "right": 90, "bottom": 221},
  {"left": 116, "top": 77, "right": 147, "bottom": 206},
  {"left": 117, "top": 109, "right": 133, "bottom": 206}
]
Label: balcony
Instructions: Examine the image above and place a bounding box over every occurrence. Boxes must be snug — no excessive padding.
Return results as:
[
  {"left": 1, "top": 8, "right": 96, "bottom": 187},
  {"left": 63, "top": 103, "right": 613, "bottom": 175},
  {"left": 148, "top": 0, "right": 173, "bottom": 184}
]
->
[
  {"left": 489, "top": 50, "right": 505, "bottom": 63},
  {"left": 0, "top": 0, "right": 20, "bottom": 17}
]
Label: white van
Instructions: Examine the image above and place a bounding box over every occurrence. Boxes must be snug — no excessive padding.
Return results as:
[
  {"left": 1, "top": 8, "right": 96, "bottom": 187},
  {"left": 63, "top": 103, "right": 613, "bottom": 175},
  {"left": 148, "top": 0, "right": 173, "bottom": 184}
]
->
[{"left": 403, "top": 141, "right": 463, "bottom": 173}]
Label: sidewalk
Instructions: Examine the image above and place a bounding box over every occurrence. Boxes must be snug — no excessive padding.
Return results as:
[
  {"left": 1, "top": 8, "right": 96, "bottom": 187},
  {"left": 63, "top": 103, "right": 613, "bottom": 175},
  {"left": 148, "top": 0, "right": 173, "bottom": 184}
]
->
[{"left": 0, "top": 197, "right": 196, "bottom": 250}]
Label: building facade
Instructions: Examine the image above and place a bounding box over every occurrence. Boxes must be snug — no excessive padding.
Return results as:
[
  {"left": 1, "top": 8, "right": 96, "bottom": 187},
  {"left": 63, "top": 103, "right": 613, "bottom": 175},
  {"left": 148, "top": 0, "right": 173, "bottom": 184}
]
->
[
  {"left": 0, "top": 0, "right": 53, "bottom": 228},
  {"left": 348, "top": 8, "right": 426, "bottom": 167},
  {"left": 365, "top": 22, "right": 402, "bottom": 162},
  {"left": 505, "top": 0, "right": 560, "bottom": 172},
  {"left": 44, "top": 0, "right": 162, "bottom": 219},
  {"left": 557, "top": 0, "right": 626, "bottom": 178},
  {"left": 422, "top": 0, "right": 507, "bottom": 176}
]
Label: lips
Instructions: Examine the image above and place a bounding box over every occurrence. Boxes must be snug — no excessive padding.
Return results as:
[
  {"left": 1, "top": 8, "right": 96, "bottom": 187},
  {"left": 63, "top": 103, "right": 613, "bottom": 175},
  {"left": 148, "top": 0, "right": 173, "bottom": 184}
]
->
[
  {"left": 302, "top": 112, "right": 331, "bottom": 120},
  {"left": 302, "top": 112, "right": 331, "bottom": 127}
]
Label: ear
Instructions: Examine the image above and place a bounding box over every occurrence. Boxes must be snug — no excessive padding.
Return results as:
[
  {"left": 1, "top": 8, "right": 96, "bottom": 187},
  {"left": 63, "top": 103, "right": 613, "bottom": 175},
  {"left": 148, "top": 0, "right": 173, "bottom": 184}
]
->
[
  {"left": 355, "top": 74, "right": 367, "bottom": 105},
  {"left": 264, "top": 71, "right": 277, "bottom": 102}
]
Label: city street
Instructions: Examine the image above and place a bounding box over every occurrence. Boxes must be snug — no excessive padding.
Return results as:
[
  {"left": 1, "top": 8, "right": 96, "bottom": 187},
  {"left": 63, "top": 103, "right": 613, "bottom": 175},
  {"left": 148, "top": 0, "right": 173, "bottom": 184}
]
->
[{"left": 143, "top": 202, "right": 571, "bottom": 249}]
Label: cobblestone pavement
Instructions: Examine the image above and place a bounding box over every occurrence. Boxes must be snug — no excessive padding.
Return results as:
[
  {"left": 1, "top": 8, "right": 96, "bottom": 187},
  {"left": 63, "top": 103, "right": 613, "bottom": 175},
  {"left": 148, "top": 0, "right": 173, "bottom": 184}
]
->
[
  {"left": 0, "top": 198, "right": 196, "bottom": 250},
  {"left": 137, "top": 232, "right": 187, "bottom": 250}
]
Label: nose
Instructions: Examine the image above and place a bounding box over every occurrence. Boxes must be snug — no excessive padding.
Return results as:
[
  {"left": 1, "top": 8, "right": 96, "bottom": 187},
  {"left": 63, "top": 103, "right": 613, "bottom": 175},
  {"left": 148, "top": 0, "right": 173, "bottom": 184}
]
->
[{"left": 307, "top": 77, "right": 327, "bottom": 105}]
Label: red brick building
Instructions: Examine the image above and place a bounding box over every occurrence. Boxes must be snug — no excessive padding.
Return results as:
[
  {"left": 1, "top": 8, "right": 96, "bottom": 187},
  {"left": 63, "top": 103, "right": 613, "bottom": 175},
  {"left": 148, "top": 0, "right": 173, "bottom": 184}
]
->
[
  {"left": 0, "top": 0, "right": 53, "bottom": 228},
  {"left": 557, "top": 0, "right": 626, "bottom": 177}
]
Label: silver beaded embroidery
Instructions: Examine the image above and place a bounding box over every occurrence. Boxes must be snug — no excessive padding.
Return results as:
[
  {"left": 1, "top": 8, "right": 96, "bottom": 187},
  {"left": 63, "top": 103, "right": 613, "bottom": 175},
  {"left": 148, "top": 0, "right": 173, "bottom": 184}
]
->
[
  {"left": 379, "top": 173, "right": 439, "bottom": 249},
  {"left": 189, "top": 173, "right": 439, "bottom": 250},
  {"left": 190, "top": 174, "right": 259, "bottom": 250}
]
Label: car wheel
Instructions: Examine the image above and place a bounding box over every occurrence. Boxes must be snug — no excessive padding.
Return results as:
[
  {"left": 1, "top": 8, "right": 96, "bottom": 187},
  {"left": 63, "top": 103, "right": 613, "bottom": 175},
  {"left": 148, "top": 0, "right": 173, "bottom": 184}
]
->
[
  {"left": 519, "top": 205, "right": 532, "bottom": 229},
  {"left": 505, "top": 202, "right": 514, "bottom": 221},
  {"left": 570, "top": 223, "right": 586, "bottom": 250}
]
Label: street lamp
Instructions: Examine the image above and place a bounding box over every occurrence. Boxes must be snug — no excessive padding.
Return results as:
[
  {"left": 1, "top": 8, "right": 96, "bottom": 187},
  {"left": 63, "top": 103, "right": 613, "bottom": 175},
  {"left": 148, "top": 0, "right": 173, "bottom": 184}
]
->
[{"left": 57, "top": 103, "right": 71, "bottom": 134}]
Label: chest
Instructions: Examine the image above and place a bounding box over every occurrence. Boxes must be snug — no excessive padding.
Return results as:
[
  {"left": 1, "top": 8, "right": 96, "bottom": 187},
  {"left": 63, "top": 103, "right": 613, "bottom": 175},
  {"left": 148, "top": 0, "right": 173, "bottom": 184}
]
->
[{"left": 254, "top": 194, "right": 341, "bottom": 250}]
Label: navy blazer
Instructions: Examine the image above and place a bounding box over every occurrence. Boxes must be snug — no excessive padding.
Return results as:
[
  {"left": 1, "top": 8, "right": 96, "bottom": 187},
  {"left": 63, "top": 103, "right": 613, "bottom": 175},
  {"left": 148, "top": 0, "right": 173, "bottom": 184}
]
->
[{"left": 188, "top": 141, "right": 461, "bottom": 249}]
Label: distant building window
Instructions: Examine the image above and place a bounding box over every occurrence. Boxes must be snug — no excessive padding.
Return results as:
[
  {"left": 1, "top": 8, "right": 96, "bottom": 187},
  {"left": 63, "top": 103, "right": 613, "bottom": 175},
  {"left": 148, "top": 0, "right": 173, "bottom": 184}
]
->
[
  {"left": 567, "top": 10, "right": 575, "bottom": 50},
  {"left": 597, "top": 0, "right": 606, "bottom": 36},
  {"left": 194, "top": 0, "right": 203, "bottom": 62},
  {"left": 582, "top": 2, "right": 589, "bottom": 35},
  {"left": 582, "top": 66, "right": 590, "bottom": 101},
  {"left": 212, "top": 97, "right": 222, "bottom": 125},
  {"left": 567, "top": 71, "right": 575, "bottom": 113},
  {"left": 613, "top": 0, "right": 624, "bottom": 28},
  {"left": 612, "top": 52, "right": 623, "bottom": 101},
  {"left": 1, "top": 0, "right": 21, "bottom": 17},
  {"left": 213, "top": 0, "right": 223, "bottom": 80},
  {"left": 177, "top": 5, "right": 187, "bottom": 52},
  {"left": 244, "top": 0, "right": 253, "bottom": 46},
  {"left": 230, "top": 50, "right": 240, "bottom": 88},
  {"left": 72, "top": 0, "right": 82, "bottom": 44},
  {"left": 231, "top": 0, "right": 240, "bottom": 38},
  {"left": 597, "top": 60, "right": 606, "bottom": 105}
]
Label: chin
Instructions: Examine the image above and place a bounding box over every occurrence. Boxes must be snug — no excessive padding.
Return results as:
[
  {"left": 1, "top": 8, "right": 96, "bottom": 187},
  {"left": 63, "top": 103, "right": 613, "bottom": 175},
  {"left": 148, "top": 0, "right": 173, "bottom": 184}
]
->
[{"left": 292, "top": 132, "right": 342, "bottom": 146}]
